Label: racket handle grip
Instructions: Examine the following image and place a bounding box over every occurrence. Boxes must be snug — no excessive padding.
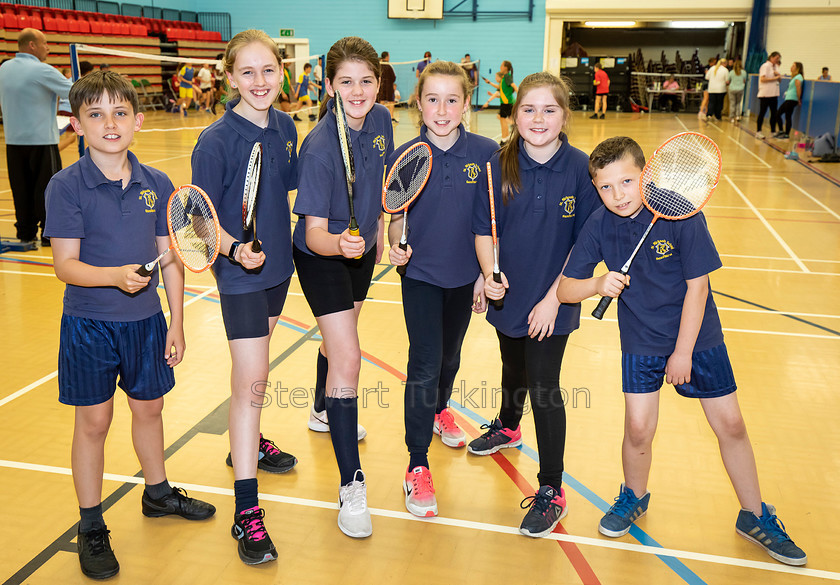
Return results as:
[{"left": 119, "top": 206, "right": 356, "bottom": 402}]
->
[
  {"left": 396, "top": 241, "right": 407, "bottom": 277},
  {"left": 591, "top": 295, "right": 613, "bottom": 320},
  {"left": 251, "top": 238, "right": 262, "bottom": 253},
  {"left": 492, "top": 271, "right": 504, "bottom": 309},
  {"left": 350, "top": 225, "right": 362, "bottom": 260},
  {"left": 136, "top": 264, "right": 153, "bottom": 277}
]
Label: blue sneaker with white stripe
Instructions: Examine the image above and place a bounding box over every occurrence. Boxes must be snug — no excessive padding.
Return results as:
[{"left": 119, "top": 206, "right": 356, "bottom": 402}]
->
[
  {"left": 599, "top": 483, "right": 650, "bottom": 537},
  {"left": 735, "top": 502, "right": 807, "bottom": 566}
]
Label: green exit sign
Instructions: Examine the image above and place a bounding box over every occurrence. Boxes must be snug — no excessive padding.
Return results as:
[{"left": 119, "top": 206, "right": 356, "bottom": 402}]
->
[{"left": 279, "top": 29, "right": 295, "bottom": 37}]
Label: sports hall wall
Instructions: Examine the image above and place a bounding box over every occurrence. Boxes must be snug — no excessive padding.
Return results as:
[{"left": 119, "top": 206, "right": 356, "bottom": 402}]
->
[{"left": 152, "top": 0, "right": 547, "bottom": 106}]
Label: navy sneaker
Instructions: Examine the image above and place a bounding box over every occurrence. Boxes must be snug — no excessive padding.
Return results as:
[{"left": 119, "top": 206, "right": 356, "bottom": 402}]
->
[
  {"left": 519, "top": 485, "right": 568, "bottom": 538},
  {"left": 77, "top": 525, "right": 119, "bottom": 579},
  {"left": 736, "top": 502, "right": 807, "bottom": 566},
  {"left": 141, "top": 486, "right": 216, "bottom": 520},
  {"left": 226, "top": 434, "right": 298, "bottom": 474},
  {"left": 466, "top": 418, "right": 521, "bottom": 455},
  {"left": 231, "top": 506, "right": 278, "bottom": 565},
  {"left": 599, "top": 483, "right": 650, "bottom": 537}
]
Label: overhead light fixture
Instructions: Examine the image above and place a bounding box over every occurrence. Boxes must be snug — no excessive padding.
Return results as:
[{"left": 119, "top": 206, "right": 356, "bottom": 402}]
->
[
  {"left": 583, "top": 21, "right": 636, "bottom": 27},
  {"left": 670, "top": 20, "right": 727, "bottom": 28}
]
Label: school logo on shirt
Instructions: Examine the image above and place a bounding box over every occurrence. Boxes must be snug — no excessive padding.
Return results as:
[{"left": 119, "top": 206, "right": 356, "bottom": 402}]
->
[
  {"left": 139, "top": 189, "right": 157, "bottom": 213},
  {"left": 651, "top": 239, "right": 674, "bottom": 260},
  {"left": 286, "top": 141, "right": 293, "bottom": 161},
  {"left": 463, "top": 163, "right": 480, "bottom": 183},
  {"left": 373, "top": 135, "right": 386, "bottom": 157},
  {"left": 560, "top": 195, "right": 575, "bottom": 218}
]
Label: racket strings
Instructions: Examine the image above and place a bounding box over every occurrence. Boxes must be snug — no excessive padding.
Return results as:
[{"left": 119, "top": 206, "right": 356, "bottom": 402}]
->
[
  {"left": 641, "top": 134, "right": 720, "bottom": 219},
  {"left": 169, "top": 187, "right": 219, "bottom": 271},
  {"left": 384, "top": 153, "right": 430, "bottom": 211}
]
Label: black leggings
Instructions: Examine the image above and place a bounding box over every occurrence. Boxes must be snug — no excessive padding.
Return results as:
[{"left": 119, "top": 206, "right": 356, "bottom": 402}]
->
[
  {"left": 708, "top": 92, "right": 725, "bottom": 120},
  {"left": 778, "top": 99, "right": 798, "bottom": 134},
  {"left": 497, "top": 331, "right": 569, "bottom": 491},
  {"left": 756, "top": 97, "right": 778, "bottom": 133}
]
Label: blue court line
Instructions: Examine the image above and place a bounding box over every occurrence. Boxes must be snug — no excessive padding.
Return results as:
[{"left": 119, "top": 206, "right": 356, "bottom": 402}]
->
[
  {"left": 184, "top": 287, "right": 706, "bottom": 583},
  {"left": 449, "top": 401, "right": 708, "bottom": 585}
]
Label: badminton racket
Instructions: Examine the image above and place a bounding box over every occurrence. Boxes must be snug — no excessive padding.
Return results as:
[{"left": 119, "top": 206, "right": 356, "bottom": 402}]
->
[
  {"left": 382, "top": 142, "right": 432, "bottom": 276},
  {"left": 486, "top": 162, "right": 503, "bottom": 309},
  {"left": 242, "top": 142, "right": 263, "bottom": 253},
  {"left": 334, "top": 90, "right": 361, "bottom": 259},
  {"left": 591, "top": 132, "right": 721, "bottom": 319},
  {"left": 137, "top": 184, "right": 221, "bottom": 276}
]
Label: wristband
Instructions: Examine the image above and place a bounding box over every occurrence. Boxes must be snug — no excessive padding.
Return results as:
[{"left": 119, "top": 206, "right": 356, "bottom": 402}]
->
[{"left": 228, "top": 241, "right": 241, "bottom": 265}]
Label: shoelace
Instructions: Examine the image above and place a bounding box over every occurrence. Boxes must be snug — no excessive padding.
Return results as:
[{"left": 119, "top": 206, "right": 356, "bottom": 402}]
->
[
  {"left": 84, "top": 527, "right": 111, "bottom": 555},
  {"left": 410, "top": 469, "right": 435, "bottom": 496},
  {"left": 609, "top": 490, "right": 639, "bottom": 518},
  {"left": 241, "top": 508, "right": 268, "bottom": 541},
  {"left": 343, "top": 481, "right": 368, "bottom": 514},
  {"left": 477, "top": 420, "right": 503, "bottom": 439},
  {"left": 520, "top": 491, "right": 554, "bottom": 516},
  {"left": 259, "top": 435, "right": 281, "bottom": 456},
  {"left": 758, "top": 512, "right": 793, "bottom": 543}
]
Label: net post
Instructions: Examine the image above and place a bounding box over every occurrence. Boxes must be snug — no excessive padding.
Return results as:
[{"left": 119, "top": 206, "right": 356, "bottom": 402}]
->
[{"left": 69, "top": 44, "right": 85, "bottom": 157}]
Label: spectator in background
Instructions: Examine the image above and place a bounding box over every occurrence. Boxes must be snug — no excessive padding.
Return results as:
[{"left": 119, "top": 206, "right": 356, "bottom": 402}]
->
[
  {"left": 756, "top": 51, "right": 782, "bottom": 139},
  {"left": 0, "top": 28, "right": 72, "bottom": 245},
  {"left": 378, "top": 51, "right": 397, "bottom": 122},
  {"left": 697, "top": 56, "right": 716, "bottom": 120},
  {"left": 591, "top": 61, "right": 609, "bottom": 119},
  {"left": 416, "top": 51, "right": 431, "bottom": 79},
  {"left": 706, "top": 58, "right": 729, "bottom": 121},
  {"left": 659, "top": 74, "right": 681, "bottom": 112},
  {"left": 776, "top": 61, "right": 804, "bottom": 139},
  {"left": 461, "top": 53, "right": 478, "bottom": 89},
  {"left": 727, "top": 59, "right": 747, "bottom": 122},
  {"left": 196, "top": 62, "right": 213, "bottom": 113},
  {"left": 312, "top": 56, "right": 324, "bottom": 104},
  {"left": 99, "top": 63, "right": 110, "bottom": 71},
  {"left": 818, "top": 67, "right": 831, "bottom": 81},
  {"left": 58, "top": 62, "right": 95, "bottom": 153},
  {"left": 213, "top": 53, "right": 224, "bottom": 112}
]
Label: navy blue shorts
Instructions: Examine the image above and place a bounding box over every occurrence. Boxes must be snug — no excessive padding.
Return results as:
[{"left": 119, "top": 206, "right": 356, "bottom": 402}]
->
[
  {"left": 219, "top": 278, "right": 291, "bottom": 340},
  {"left": 58, "top": 312, "right": 175, "bottom": 406},
  {"left": 622, "top": 343, "right": 736, "bottom": 398},
  {"left": 293, "top": 245, "right": 376, "bottom": 317}
]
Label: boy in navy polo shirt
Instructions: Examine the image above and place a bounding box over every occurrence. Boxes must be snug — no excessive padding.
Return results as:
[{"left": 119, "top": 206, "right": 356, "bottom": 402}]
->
[
  {"left": 557, "top": 136, "right": 806, "bottom": 566},
  {"left": 44, "top": 71, "right": 215, "bottom": 580}
]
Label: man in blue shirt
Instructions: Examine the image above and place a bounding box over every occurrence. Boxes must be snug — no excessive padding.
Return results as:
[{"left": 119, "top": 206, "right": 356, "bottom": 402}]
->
[{"left": 0, "top": 28, "right": 72, "bottom": 245}]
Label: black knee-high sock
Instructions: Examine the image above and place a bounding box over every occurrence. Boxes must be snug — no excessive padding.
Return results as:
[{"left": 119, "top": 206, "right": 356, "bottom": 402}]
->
[
  {"left": 325, "top": 396, "right": 361, "bottom": 485},
  {"left": 314, "top": 350, "right": 327, "bottom": 413}
]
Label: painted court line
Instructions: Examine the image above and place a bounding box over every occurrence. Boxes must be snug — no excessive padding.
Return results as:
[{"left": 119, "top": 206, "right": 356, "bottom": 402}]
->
[
  {"left": 782, "top": 177, "right": 840, "bottom": 221},
  {"left": 725, "top": 134, "right": 772, "bottom": 168},
  {"left": 0, "top": 459, "right": 834, "bottom": 581},
  {"left": 723, "top": 175, "right": 809, "bottom": 272}
]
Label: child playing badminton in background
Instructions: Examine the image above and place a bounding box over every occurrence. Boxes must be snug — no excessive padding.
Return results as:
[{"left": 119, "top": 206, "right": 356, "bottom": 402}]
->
[
  {"left": 557, "top": 136, "right": 807, "bottom": 566},
  {"left": 387, "top": 60, "right": 497, "bottom": 518},
  {"left": 292, "top": 62, "right": 318, "bottom": 122},
  {"left": 480, "top": 71, "right": 503, "bottom": 110},
  {"left": 45, "top": 71, "right": 216, "bottom": 580},
  {"left": 482, "top": 60, "right": 516, "bottom": 145},
  {"left": 471, "top": 71, "right": 601, "bottom": 538},
  {"left": 292, "top": 36, "right": 393, "bottom": 538},
  {"left": 191, "top": 29, "right": 299, "bottom": 566}
]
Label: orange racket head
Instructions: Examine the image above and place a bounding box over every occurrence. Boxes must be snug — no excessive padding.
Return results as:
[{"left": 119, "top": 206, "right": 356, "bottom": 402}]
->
[
  {"left": 486, "top": 162, "right": 498, "bottom": 241},
  {"left": 640, "top": 132, "right": 721, "bottom": 220},
  {"left": 382, "top": 142, "right": 432, "bottom": 213},
  {"left": 166, "top": 184, "right": 221, "bottom": 273}
]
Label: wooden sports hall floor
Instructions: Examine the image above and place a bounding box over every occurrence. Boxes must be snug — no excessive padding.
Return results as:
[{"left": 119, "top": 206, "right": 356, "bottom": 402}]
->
[{"left": 1, "top": 107, "right": 838, "bottom": 584}]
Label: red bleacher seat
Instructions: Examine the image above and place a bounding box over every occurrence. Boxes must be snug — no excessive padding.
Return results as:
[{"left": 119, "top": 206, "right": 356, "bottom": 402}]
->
[
  {"left": 184, "top": 28, "right": 195, "bottom": 40},
  {"left": 16, "top": 13, "right": 29, "bottom": 28},
  {"left": 78, "top": 18, "right": 90, "bottom": 34},
  {"left": 29, "top": 12, "right": 41, "bottom": 29},
  {"left": 118, "top": 22, "right": 130, "bottom": 35},
  {"left": 42, "top": 15, "right": 56, "bottom": 32},
  {"left": 55, "top": 16, "right": 68, "bottom": 33},
  {"left": 67, "top": 16, "right": 80, "bottom": 33},
  {"left": 129, "top": 23, "right": 145, "bottom": 36},
  {"left": 101, "top": 21, "right": 114, "bottom": 35},
  {"left": 89, "top": 19, "right": 101, "bottom": 34}
]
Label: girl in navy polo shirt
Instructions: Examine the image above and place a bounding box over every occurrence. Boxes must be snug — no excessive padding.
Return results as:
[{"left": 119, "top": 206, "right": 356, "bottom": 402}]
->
[
  {"left": 471, "top": 71, "right": 601, "bottom": 537},
  {"left": 388, "top": 61, "right": 497, "bottom": 518},
  {"left": 191, "top": 29, "right": 298, "bottom": 566},
  {"left": 292, "top": 36, "right": 393, "bottom": 538}
]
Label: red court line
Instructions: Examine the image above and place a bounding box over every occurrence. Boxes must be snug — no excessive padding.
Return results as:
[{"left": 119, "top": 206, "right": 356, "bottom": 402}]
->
[{"left": 454, "top": 410, "right": 602, "bottom": 585}]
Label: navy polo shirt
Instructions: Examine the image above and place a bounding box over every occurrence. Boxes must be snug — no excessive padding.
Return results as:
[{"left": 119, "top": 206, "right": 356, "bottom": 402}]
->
[
  {"left": 293, "top": 101, "right": 393, "bottom": 256},
  {"left": 191, "top": 99, "right": 298, "bottom": 294},
  {"left": 471, "top": 135, "right": 601, "bottom": 338},
  {"left": 44, "top": 149, "right": 172, "bottom": 321},
  {"left": 387, "top": 125, "right": 498, "bottom": 288},
  {"left": 563, "top": 206, "right": 725, "bottom": 355}
]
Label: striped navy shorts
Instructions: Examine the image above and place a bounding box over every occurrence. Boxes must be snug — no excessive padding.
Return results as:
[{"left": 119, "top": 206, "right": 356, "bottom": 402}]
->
[
  {"left": 621, "top": 342, "right": 736, "bottom": 398},
  {"left": 58, "top": 312, "right": 175, "bottom": 406}
]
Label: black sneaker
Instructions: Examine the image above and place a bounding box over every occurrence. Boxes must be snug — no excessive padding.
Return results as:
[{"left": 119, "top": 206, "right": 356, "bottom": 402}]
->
[
  {"left": 308, "top": 114, "right": 317, "bottom": 121},
  {"left": 519, "top": 485, "right": 568, "bottom": 538},
  {"left": 590, "top": 113, "right": 599, "bottom": 119},
  {"left": 231, "top": 506, "right": 278, "bottom": 565},
  {"left": 467, "top": 418, "right": 522, "bottom": 455},
  {"left": 293, "top": 114, "right": 302, "bottom": 121},
  {"left": 142, "top": 486, "right": 216, "bottom": 520},
  {"left": 226, "top": 434, "right": 298, "bottom": 473},
  {"left": 78, "top": 525, "right": 119, "bottom": 579},
  {"left": 599, "top": 114, "right": 605, "bottom": 119}
]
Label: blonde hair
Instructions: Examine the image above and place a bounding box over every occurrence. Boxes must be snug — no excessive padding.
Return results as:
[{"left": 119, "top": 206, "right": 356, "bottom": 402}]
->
[
  {"left": 318, "top": 36, "right": 381, "bottom": 119},
  {"left": 416, "top": 60, "right": 472, "bottom": 106},
  {"left": 222, "top": 29, "right": 283, "bottom": 102},
  {"left": 499, "top": 72, "right": 572, "bottom": 204},
  {"left": 713, "top": 58, "right": 726, "bottom": 74},
  {"left": 733, "top": 59, "right": 743, "bottom": 76}
]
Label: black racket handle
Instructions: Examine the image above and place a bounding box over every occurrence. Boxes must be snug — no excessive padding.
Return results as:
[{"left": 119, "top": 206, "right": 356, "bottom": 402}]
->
[
  {"left": 396, "top": 241, "right": 408, "bottom": 276},
  {"left": 591, "top": 295, "right": 613, "bottom": 320},
  {"left": 136, "top": 264, "right": 153, "bottom": 277},
  {"left": 492, "top": 271, "right": 504, "bottom": 309},
  {"left": 251, "top": 238, "right": 262, "bottom": 253}
]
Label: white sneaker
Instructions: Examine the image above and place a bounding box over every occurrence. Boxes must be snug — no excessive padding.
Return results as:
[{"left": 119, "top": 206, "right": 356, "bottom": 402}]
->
[
  {"left": 308, "top": 404, "right": 367, "bottom": 440},
  {"left": 338, "top": 470, "right": 372, "bottom": 538},
  {"left": 433, "top": 408, "right": 466, "bottom": 448},
  {"left": 756, "top": 132, "right": 765, "bottom": 139}
]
